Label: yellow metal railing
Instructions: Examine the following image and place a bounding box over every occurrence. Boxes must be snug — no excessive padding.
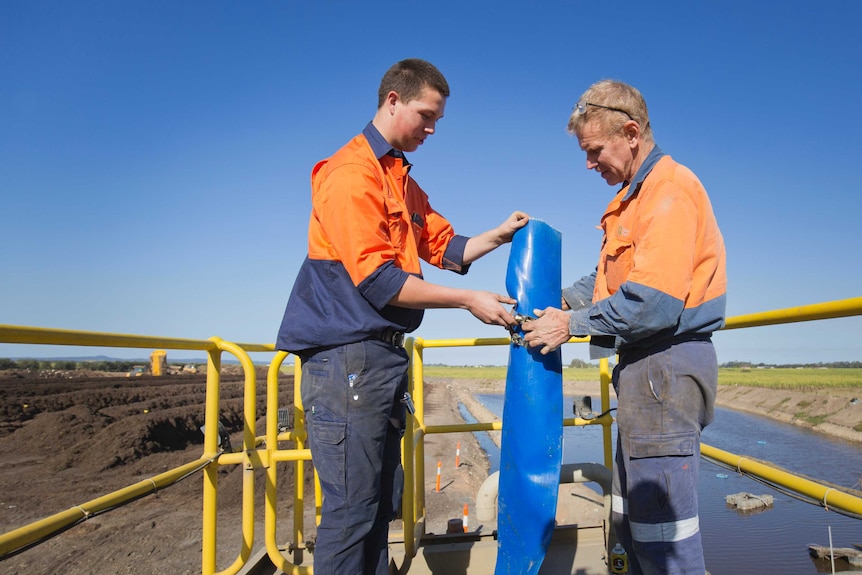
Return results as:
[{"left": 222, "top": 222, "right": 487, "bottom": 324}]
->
[
  {"left": 2, "top": 295, "right": 862, "bottom": 573},
  {"left": 700, "top": 444, "right": 862, "bottom": 515},
  {"left": 0, "top": 326, "right": 275, "bottom": 574},
  {"left": 0, "top": 455, "right": 215, "bottom": 558},
  {"left": 263, "top": 351, "right": 313, "bottom": 575},
  {"left": 396, "top": 335, "right": 616, "bottom": 563},
  {"left": 722, "top": 296, "right": 862, "bottom": 330}
]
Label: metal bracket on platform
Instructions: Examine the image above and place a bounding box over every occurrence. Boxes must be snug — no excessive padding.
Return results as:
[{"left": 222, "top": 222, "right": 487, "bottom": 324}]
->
[{"left": 573, "top": 395, "right": 596, "bottom": 420}]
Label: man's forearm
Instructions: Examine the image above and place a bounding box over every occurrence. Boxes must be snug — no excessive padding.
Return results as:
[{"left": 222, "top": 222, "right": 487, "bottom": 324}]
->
[
  {"left": 388, "top": 275, "right": 471, "bottom": 310},
  {"left": 462, "top": 211, "right": 529, "bottom": 264},
  {"left": 388, "top": 275, "right": 517, "bottom": 327},
  {"left": 462, "top": 229, "right": 507, "bottom": 264}
]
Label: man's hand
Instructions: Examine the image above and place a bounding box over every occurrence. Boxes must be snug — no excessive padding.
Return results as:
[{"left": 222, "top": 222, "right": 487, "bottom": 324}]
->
[
  {"left": 466, "top": 291, "right": 518, "bottom": 327},
  {"left": 496, "top": 211, "right": 530, "bottom": 243},
  {"left": 463, "top": 211, "right": 529, "bottom": 264},
  {"left": 521, "top": 307, "right": 572, "bottom": 355}
]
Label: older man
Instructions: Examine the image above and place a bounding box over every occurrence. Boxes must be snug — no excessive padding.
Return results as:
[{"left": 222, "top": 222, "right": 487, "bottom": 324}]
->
[{"left": 522, "top": 79, "right": 726, "bottom": 575}]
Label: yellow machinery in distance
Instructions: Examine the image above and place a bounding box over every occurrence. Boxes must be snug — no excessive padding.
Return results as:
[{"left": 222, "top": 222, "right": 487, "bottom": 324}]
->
[
  {"left": 126, "top": 349, "right": 167, "bottom": 377},
  {"left": 150, "top": 349, "right": 166, "bottom": 376}
]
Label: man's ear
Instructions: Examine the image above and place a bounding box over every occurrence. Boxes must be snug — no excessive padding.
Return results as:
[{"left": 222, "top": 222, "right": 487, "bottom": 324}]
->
[
  {"left": 624, "top": 121, "right": 640, "bottom": 148},
  {"left": 386, "top": 91, "right": 400, "bottom": 114}
]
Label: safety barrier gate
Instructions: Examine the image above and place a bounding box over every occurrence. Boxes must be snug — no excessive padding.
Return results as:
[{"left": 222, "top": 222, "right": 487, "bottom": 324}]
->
[{"left": 1, "top": 296, "right": 862, "bottom": 574}]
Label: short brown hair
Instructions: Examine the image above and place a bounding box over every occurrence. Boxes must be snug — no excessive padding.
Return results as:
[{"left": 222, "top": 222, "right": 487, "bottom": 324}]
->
[
  {"left": 568, "top": 79, "right": 652, "bottom": 141},
  {"left": 377, "top": 58, "right": 450, "bottom": 108}
]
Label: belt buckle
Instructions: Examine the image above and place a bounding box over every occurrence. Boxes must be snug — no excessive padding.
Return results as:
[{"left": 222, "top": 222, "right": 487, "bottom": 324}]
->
[{"left": 390, "top": 331, "right": 405, "bottom": 348}]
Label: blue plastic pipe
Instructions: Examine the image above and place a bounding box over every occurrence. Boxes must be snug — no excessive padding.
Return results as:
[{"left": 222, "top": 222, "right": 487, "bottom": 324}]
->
[{"left": 495, "top": 220, "right": 563, "bottom": 575}]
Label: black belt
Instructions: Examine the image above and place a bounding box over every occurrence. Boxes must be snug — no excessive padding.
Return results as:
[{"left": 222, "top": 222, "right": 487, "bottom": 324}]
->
[
  {"left": 619, "top": 333, "right": 713, "bottom": 362},
  {"left": 373, "top": 328, "right": 406, "bottom": 348}
]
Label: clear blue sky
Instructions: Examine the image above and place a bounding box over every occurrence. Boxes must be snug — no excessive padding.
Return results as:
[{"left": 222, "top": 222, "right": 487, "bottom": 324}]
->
[{"left": 2, "top": 1, "right": 861, "bottom": 365}]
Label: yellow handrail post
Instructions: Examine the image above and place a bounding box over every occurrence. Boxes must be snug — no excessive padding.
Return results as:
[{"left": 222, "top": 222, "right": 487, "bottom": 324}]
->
[
  {"left": 399, "top": 337, "right": 417, "bottom": 565},
  {"left": 292, "top": 358, "right": 307, "bottom": 563},
  {"left": 599, "top": 357, "right": 614, "bottom": 470},
  {"left": 413, "top": 339, "right": 427, "bottom": 535},
  {"left": 213, "top": 339, "right": 259, "bottom": 575},
  {"left": 201, "top": 343, "right": 222, "bottom": 575},
  {"left": 404, "top": 337, "right": 425, "bottom": 560},
  {"left": 264, "top": 352, "right": 314, "bottom": 575}
]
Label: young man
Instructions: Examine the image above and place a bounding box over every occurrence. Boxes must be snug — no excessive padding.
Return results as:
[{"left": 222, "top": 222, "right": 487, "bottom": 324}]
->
[
  {"left": 276, "top": 58, "right": 527, "bottom": 575},
  {"left": 521, "top": 80, "right": 726, "bottom": 575}
]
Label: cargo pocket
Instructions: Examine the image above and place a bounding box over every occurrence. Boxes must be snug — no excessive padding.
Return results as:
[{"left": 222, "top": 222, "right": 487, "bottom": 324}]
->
[
  {"left": 629, "top": 431, "right": 695, "bottom": 459},
  {"left": 310, "top": 419, "right": 348, "bottom": 496},
  {"left": 627, "top": 432, "right": 698, "bottom": 516}
]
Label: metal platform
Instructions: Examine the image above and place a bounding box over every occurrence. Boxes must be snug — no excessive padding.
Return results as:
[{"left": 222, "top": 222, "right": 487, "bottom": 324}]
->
[
  {"left": 388, "top": 525, "right": 609, "bottom": 575},
  {"left": 238, "top": 524, "right": 609, "bottom": 575}
]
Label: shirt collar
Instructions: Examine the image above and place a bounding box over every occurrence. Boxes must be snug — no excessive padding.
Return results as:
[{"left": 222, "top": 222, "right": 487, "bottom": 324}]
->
[
  {"left": 363, "top": 122, "right": 409, "bottom": 163},
  {"left": 621, "top": 144, "right": 665, "bottom": 201}
]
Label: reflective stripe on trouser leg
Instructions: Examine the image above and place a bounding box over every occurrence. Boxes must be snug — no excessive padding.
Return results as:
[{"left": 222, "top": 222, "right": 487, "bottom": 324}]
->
[
  {"left": 300, "top": 340, "right": 408, "bottom": 575},
  {"left": 612, "top": 340, "right": 717, "bottom": 575}
]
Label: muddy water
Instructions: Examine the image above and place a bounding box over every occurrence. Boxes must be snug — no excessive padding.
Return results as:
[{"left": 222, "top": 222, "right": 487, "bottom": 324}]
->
[{"left": 472, "top": 394, "right": 862, "bottom": 575}]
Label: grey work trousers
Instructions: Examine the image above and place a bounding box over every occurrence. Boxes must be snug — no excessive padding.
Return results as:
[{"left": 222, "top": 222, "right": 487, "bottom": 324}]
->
[{"left": 611, "top": 338, "right": 717, "bottom": 575}]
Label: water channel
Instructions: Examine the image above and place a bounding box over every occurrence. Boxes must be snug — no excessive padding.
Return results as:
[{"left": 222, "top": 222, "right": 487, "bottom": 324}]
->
[{"left": 464, "top": 394, "right": 862, "bottom": 574}]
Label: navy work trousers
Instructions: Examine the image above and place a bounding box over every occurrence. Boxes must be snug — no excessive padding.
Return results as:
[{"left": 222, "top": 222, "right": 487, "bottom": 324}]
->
[
  {"left": 300, "top": 340, "right": 408, "bottom": 575},
  {"left": 611, "top": 338, "right": 717, "bottom": 575}
]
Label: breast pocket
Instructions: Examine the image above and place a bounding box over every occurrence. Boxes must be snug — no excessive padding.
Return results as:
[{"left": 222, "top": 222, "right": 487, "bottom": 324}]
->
[
  {"left": 385, "top": 196, "right": 407, "bottom": 250},
  {"left": 604, "top": 237, "right": 634, "bottom": 293}
]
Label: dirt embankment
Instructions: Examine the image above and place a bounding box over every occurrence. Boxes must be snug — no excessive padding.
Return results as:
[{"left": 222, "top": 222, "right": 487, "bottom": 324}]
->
[{"left": 714, "top": 385, "right": 862, "bottom": 444}]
